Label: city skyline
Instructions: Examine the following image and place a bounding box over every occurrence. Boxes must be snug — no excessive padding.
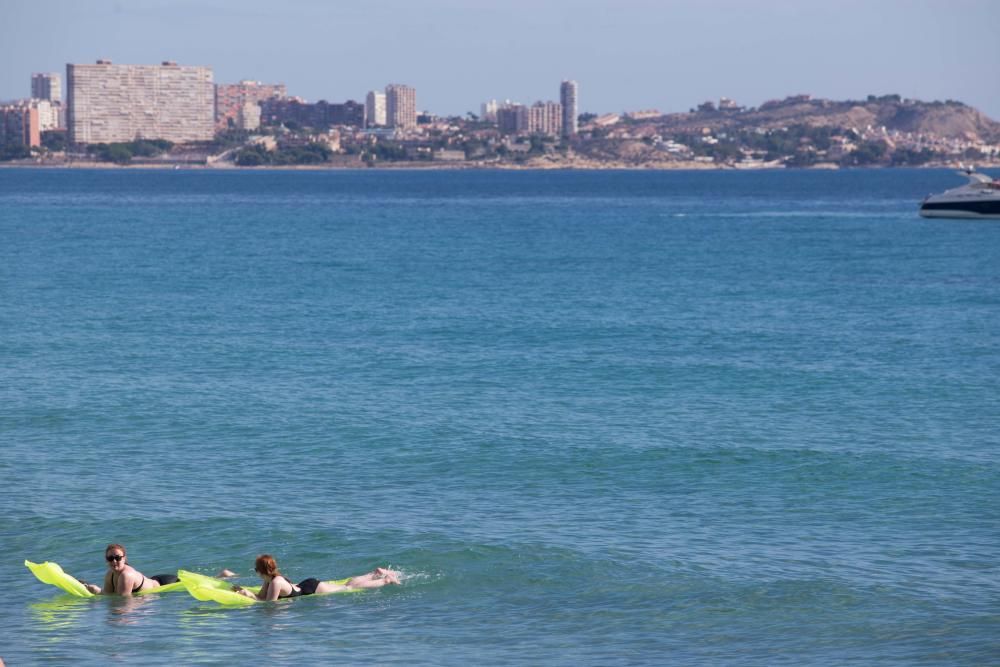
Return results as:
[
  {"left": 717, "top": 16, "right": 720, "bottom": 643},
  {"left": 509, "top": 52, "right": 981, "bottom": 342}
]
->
[{"left": 2, "top": 0, "right": 999, "bottom": 120}]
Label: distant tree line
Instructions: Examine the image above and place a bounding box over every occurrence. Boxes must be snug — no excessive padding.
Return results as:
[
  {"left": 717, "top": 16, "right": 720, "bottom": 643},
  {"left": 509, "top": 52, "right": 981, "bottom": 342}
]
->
[
  {"left": 0, "top": 144, "right": 31, "bottom": 161},
  {"left": 209, "top": 129, "right": 252, "bottom": 151},
  {"left": 42, "top": 130, "right": 67, "bottom": 152},
  {"left": 86, "top": 139, "right": 174, "bottom": 164},
  {"left": 234, "top": 142, "right": 333, "bottom": 166}
]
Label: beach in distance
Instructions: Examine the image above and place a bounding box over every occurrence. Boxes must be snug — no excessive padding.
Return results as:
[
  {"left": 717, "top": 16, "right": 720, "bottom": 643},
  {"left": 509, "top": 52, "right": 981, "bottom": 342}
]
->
[{"left": 1, "top": 167, "right": 998, "bottom": 665}]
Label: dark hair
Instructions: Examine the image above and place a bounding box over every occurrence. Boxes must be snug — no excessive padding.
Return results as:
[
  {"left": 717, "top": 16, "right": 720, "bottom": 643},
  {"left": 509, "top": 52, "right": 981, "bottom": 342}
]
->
[{"left": 254, "top": 554, "right": 281, "bottom": 578}]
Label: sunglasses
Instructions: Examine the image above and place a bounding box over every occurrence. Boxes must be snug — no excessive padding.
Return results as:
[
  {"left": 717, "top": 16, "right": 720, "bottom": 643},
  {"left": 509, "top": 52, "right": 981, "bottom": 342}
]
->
[{"left": 106, "top": 554, "right": 124, "bottom": 562}]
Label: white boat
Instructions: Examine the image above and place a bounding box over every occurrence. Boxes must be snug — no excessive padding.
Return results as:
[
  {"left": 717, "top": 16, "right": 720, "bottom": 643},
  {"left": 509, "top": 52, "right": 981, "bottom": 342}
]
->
[{"left": 919, "top": 169, "right": 1000, "bottom": 219}]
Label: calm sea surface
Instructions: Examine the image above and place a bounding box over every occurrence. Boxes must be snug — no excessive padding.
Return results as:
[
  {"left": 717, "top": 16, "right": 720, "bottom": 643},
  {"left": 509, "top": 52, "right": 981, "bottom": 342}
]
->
[{"left": 1, "top": 167, "right": 998, "bottom": 665}]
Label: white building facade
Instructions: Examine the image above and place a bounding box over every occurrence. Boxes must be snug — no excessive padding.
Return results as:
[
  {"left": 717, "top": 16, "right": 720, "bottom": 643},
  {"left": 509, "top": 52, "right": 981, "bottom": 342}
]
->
[
  {"left": 31, "top": 99, "right": 60, "bottom": 131},
  {"left": 67, "top": 60, "right": 214, "bottom": 144},
  {"left": 480, "top": 99, "right": 498, "bottom": 122},
  {"left": 365, "top": 91, "right": 386, "bottom": 127}
]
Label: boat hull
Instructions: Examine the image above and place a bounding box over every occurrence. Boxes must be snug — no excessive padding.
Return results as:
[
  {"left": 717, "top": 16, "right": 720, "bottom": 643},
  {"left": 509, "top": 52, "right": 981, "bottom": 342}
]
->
[{"left": 919, "top": 200, "right": 1000, "bottom": 219}]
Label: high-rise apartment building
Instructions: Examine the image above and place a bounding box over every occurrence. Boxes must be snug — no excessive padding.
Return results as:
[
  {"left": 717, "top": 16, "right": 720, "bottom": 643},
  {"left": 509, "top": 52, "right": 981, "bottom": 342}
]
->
[
  {"left": 30, "top": 99, "right": 60, "bottom": 131},
  {"left": 31, "top": 73, "right": 62, "bottom": 102},
  {"left": 30, "top": 72, "right": 65, "bottom": 131},
  {"left": 365, "top": 91, "right": 386, "bottom": 127},
  {"left": 497, "top": 101, "right": 562, "bottom": 136},
  {"left": 67, "top": 60, "right": 214, "bottom": 144},
  {"left": 560, "top": 80, "right": 578, "bottom": 137},
  {"left": 385, "top": 84, "right": 416, "bottom": 129},
  {"left": 0, "top": 103, "right": 41, "bottom": 147},
  {"left": 215, "top": 80, "right": 286, "bottom": 131},
  {"left": 480, "top": 99, "right": 499, "bottom": 122},
  {"left": 528, "top": 101, "right": 563, "bottom": 136},
  {"left": 496, "top": 104, "right": 523, "bottom": 135},
  {"left": 237, "top": 102, "right": 262, "bottom": 131}
]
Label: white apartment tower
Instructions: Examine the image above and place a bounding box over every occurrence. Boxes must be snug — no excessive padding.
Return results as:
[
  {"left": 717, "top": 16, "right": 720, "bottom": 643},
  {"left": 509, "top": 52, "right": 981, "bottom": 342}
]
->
[
  {"left": 480, "top": 99, "right": 499, "bottom": 122},
  {"left": 385, "top": 84, "right": 417, "bottom": 129},
  {"left": 31, "top": 73, "right": 62, "bottom": 102},
  {"left": 560, "top": 80, "right": 578, "bottom": 137},
  {"left": 67, "top": 60, "right": 214, "bottom": 144},
  {"left": 365, "top": 91, "right": 386, "bottom": 127},
  {"left": 30, "top": 99, "right": 60, "bottom": 131}
]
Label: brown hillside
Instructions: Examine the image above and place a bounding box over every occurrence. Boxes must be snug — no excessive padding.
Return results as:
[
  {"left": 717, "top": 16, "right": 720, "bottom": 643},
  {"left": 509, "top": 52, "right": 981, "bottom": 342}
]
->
[{"left": 654, "top": 96, "right": 1000, "bottom": 143}]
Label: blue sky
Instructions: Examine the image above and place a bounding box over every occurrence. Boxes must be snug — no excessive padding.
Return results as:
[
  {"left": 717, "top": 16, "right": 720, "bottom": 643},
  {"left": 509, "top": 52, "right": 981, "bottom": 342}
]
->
[{"left": 3, "top": 0, "right": 999, "bottom": 119}]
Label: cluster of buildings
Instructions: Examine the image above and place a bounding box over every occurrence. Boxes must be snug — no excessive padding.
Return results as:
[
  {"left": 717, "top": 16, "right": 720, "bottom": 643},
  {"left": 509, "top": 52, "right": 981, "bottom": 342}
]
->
[
  {"left": 4, "top": 63, "right": 999, "bottom": 167},
  {"left": 364, "top": 84, "right": 418, "bottom": 128},
  {"left": 0, "top": 61, "right": 426, "bottom": 147},
  {"left": 1, "top": 59, "right": 580, "bottom": 152},
  {"left": 836, "top": 124, "right": 999, "bottom": 162},
  {"left": 215, "top": 80, "right": 286, "bottom": 132},
  {"left": 481, "top": 81, "right": 578, "bottom": 138},
  {"left": 0, "top": 72, "right": 65, "bottom": 148}
]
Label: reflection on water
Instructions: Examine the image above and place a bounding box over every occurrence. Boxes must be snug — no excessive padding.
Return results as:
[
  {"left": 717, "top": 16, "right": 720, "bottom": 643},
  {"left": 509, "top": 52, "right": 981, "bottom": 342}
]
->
[
  {"left": 29, "top": 594, "right": 93, "bottom": 661},
  {"left": 106, "top": 594, "right": 157, "bottom": 625},
  {"left": 178, "top": 598, "right": 294, "bottom": 619},
  {"left": 30, "top": 595, "right": 92, "bottom": 633},
  {"left": 175, "top": 601, "right": 281, "bottom": 661}
]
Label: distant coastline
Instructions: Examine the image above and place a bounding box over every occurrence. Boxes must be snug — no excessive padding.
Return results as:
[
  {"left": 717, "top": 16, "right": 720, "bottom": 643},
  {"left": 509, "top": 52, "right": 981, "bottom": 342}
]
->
[
  {"left": 5, "top": 94, "right": 999, "bottom": 172},
  {"left": 2, "top": 158, "right": 997, "bottom": 171}
]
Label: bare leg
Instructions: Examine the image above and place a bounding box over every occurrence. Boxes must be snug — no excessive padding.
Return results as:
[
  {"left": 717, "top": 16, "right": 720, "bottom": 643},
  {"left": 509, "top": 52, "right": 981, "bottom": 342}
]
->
[
  {"left": 345, "top": 567, "right": 400, "bottom": 588},
  {"left": 313, "top": 581, "right": 352, "bottom": 594}
]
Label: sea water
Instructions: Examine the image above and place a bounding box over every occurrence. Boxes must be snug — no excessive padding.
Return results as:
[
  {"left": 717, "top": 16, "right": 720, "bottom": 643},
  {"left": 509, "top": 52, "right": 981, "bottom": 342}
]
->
[{"left": 0, "top": 167, "right": 997, "bottom": 665}]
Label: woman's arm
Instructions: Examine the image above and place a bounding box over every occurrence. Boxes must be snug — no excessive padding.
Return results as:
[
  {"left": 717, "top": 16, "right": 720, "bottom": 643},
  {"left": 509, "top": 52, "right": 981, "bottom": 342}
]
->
[
  {"left": 96, "top": 570, "right": 113, "bottom": 595},
  {"left": 263, "top": 577, "right": 283, "bottom": 601},
  {"left": 232, "top": 577, "right": 270, "bottom": 600},
  {"left": 231, "top": 585, "right": 259, "bottom": 599}
]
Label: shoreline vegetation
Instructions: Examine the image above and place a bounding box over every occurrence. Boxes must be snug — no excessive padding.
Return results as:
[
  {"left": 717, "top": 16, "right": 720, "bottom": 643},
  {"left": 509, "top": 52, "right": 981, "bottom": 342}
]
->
[{"left": 4, "top": 94, "right": 999, "bottom": 171}]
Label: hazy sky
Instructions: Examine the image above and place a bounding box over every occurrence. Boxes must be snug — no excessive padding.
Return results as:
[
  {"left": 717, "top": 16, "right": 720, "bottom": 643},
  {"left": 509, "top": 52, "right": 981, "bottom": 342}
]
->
[{"left": 3, "top": 0, "right": 999, "bottom": 119}]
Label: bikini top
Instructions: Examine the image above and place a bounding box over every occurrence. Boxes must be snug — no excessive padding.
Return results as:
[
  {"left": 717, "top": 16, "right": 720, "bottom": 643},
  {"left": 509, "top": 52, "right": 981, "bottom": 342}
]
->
[
  {"left": 265, "top": 575, "right": 301, "bottom": 599},
  {"left": 112, "top": 571, "right": 145, "bottom": 594}
]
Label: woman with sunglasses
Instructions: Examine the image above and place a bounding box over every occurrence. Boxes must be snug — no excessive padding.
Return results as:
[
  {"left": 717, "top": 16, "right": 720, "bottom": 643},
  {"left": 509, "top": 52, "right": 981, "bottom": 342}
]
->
[
  {"left": 81, "top": 543, "right": 179, "bottom": 595},
  {"left": 231, "top": 554, "right": 400, "bottom": 601}
]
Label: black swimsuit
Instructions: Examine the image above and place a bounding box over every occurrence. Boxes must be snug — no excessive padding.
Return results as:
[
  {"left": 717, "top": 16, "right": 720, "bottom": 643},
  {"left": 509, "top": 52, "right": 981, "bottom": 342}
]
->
[
  {"left": 111, "top": 572, "right": 144, "bottom": 594},
  {"left": 296, "top": 578, "right": 321, "bottom": 596},
  {"left": 114, "top": 572, "right": 179, "bottom": 593},
  {"left": 272, "top": 576, "right": 321, "bottom": 598}
]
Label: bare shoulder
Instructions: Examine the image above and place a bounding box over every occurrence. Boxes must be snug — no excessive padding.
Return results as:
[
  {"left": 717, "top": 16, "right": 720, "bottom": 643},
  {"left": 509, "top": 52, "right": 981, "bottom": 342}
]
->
[{"left": 123, "top": 566, "right": 145, "bottom": 590}]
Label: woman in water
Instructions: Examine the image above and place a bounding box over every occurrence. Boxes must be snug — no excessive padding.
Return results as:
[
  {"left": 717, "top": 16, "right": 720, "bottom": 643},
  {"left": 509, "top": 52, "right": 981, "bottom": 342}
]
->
[
  {"left": 82, "top": 543, "right": 179, "bottom": 595},
  {"left": 232, "top": 554, "right": 400, "bottom": 601}
]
